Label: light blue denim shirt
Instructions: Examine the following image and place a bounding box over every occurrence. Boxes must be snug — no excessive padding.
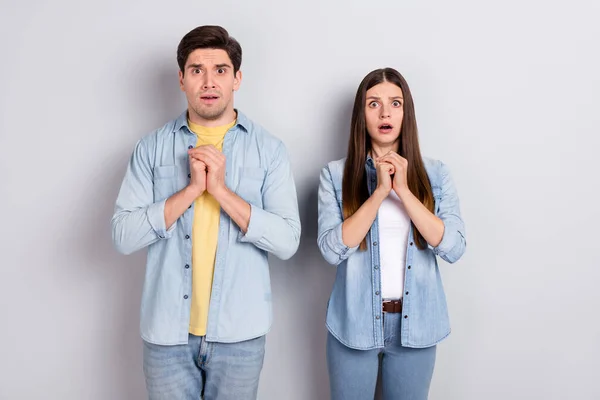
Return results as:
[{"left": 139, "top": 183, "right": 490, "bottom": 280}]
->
[
  {"left": 317, "top": 156, "right": 466, "bottom": 349},
  {"left": 111, "top": 110, "right": 301, "bottom": 345}
]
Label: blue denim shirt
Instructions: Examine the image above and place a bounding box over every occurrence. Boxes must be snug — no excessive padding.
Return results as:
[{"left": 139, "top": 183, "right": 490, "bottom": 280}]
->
[
  {"left": 317, "top": 156, "right": 466, "bottom": 349},
  {"left": 111, "top": 110, "right": 301, "bottom": 345}
]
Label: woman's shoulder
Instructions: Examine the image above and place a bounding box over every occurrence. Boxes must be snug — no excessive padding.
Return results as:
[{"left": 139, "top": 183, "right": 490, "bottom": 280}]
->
[
  {"left": 422, "top": 156, "right": 453, "bottom": 187},
  {"left": 325, "top": 157, "right": 347, "bottom": 171}
]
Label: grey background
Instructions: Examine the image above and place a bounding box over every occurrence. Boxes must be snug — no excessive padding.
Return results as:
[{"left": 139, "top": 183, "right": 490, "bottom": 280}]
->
[{"left": 1, "top": 0, "right": 599, "bottom": 399}]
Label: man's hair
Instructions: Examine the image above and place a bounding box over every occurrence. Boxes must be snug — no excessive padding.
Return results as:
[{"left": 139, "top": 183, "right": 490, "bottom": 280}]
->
[{"left": 177, "top": 25, "right": 242, "bottom": 75}]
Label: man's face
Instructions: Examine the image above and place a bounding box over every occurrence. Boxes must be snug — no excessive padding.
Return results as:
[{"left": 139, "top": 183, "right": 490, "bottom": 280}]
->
[{"left": 179, "top": 48, "right": 241, "bottom": 124}]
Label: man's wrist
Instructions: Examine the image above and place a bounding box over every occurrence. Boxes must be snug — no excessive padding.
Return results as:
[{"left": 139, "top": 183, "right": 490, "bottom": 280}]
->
[
  {"left": 212, "top": 184, "right": 231, "bottom": 203},
  {"left": 185, "top": 184, "right": 204, "bottom": 199}
]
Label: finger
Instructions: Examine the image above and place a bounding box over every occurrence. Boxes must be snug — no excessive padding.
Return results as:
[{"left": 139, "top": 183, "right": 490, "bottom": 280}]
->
[
  {"left": 189, "top": 149, "right": 219, "bottom": 165},
  {"left": 188, "top": 148, "right": 208, "bottom": 159},
  {"left": 189, "top": 153, "right": 207, "bottom": 163},
  {"left": 377, "top": 162, "right": 394, "bottom": 173},
  {"left": 188, "top": 144, "right": 218, "bottom": 154},
  {"left": 203, "top": 145, "right": 222, "bottom": 157},
  {"left": 200, "top": 152, "right": 220, "bottom": 169},
  {"left": 192, "top": 146, "right": 225, "bottom": 164},
  {"left": 189, "top": 157, "right": 206, "bottom": 166},
  {"left": 380, "top": 155, "right": 400, "bottom": 167},
  {"left": 383, "top": 156, "right": 405, "bottom": 171},
  {"left": 378, "top": 159, "right": 397, "bottom": 170},
  {"left": 388, "top": 152, "right": 408, "bottom": 166},
  {"left": 207, "top": 146, "right": 226, "bottom": 163}
]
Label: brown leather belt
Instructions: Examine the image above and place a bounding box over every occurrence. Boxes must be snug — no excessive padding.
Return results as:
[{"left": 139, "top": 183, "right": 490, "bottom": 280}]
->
[{"left": 382, "top": 299, "right": 403, "bottom": 313}]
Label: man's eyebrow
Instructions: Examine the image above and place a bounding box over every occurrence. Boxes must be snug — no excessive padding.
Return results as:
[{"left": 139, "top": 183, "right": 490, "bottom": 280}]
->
[{"left": 187, "top": 63, "right": 232, "bottom": 69}]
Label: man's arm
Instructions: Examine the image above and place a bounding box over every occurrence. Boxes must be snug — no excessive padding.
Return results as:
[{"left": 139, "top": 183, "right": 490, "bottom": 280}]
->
[
  {"left": 111, "top": 140, "right": 204, "bottom": 255},
  {"left": 189, "top": 143, "right": 301, "bottom": 260},
  {"left": 164, "top": 156, "right": 206, "bottom": 229}
]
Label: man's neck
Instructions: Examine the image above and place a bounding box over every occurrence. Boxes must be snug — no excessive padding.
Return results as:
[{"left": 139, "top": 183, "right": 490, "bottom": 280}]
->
[{"left": 188, "top": 108, "right": 237, "bottom": 128}]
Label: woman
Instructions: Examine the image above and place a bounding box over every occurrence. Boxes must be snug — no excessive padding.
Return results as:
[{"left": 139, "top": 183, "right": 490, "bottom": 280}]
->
[{"left": 317, "top": 67, "right": 466, "bottom": 399}]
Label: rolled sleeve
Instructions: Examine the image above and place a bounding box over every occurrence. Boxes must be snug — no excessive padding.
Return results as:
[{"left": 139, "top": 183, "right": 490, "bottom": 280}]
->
[
  {"left": 327, "top": 223, "right": 359, "bottom": 261},
  {"left": 147, "top": 199, "right": 176, "bottom": 240},
  {"left": 236, "top": 142, "right": 300, "bottom": 260},
  {"left": 431, "top": 161, "right": 466, "bottom": 264},
  {"left": 317, "top": 165, "right": 359, "bottom": 265},
  {"left": 111, "top": 138, "right": 175, "bottom": 255},
  {"left": 238, "top": 204, "right": 267, "bottom": 244}
]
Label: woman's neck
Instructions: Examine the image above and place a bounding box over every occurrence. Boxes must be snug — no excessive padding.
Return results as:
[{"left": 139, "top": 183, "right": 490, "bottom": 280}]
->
[{"left": 370, "top": 142, "right": 400, "bottom": 159}]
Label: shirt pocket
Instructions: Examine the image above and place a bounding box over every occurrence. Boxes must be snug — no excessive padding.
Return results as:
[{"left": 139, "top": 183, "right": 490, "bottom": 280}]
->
[
  {"left": 235, "top": 167, "right": 265, "bottom": 207},
  {"left": 153, "top": 165, "right": 176, "bottom": 202}
]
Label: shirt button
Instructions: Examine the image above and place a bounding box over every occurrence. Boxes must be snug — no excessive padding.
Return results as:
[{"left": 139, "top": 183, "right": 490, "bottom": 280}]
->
[
  {"left": 371, "top": 178, "right": 376, "bottom": 182},
  {"left": 408, "top": 265, "right": 411, "bottom": 269},
  {"left": 405, "top": 291, "right": 409, "bottom": 295},
  {"left": 404, "top": 315, "right": 408, "bottom": 319},
  {"left": 185, "top": 235, "right": 190, "bottom": 239},
  {"left": 410, "top": 242, "right": 414, "bottom": 246},
  {"left": 184, "top": 295, "right": 189, "bottom": 299},
  {"left": 185, "top": 264, "right": 190, "bottom": 269},
  {"left": 188, "top": 173, "right": 191, "bottom": 178},
  {"left": 188, "top": 145, "right": 193, "bottom": 149},
  {"left": 374, "top": 265, "right": 379, "bottom": 270},
  {"left": 376, "top": 315, "right": 380, "bottom": 320},
  {"left": 373, "top": 242, "right": 378, "bottom": 246},
  {"left": 375, "top": 291, "right": 380, "bottom": 295}
]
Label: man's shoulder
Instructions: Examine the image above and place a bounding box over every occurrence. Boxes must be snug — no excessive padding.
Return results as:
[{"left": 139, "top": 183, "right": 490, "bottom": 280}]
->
[
  {"left": 239, "top": 112, "right": 284, "bottom": 149},
  {"left": 136, "top": 113, "right": 183, "bottom": 147}
]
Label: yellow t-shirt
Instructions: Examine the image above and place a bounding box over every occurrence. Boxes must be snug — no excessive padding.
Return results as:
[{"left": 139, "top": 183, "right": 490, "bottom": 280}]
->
[{"left": 187, "top": 118, "right": 236, "bottom": 336}]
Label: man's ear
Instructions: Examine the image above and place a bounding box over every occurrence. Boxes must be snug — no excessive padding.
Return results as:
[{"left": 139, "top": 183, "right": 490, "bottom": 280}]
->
[
  {"left": 233, "top": 70, "right": 242, "bottom": 91},
  {"left": 178, "top": 70, "right": 185, "bottom": 92}
]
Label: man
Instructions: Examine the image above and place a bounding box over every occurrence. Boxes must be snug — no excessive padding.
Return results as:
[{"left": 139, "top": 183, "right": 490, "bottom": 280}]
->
[{"left": 111, "top": 25, "right": 301, "bottom": 400}]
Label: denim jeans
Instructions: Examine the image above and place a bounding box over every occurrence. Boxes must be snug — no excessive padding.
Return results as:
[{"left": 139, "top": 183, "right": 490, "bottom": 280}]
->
[
  {"left": 327, "top": 312, "right": 437, "bottom": 400},
  {"left": 143, "top": 334, "right": 266, "bottom": 400}
]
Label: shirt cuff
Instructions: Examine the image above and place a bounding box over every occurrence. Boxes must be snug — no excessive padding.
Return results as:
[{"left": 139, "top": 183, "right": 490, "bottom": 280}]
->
[
  {"left": 238, "top": 204, "right": 266, "bottom": 243},
  {"left": 330, "top": 223, "right": 359, "bottom": 258},
  {"left": 147, "top": 199, "right": 176, "bottom": 240},
  {"left": 432, "top": 222, "right": 455, "bottom": 257}
]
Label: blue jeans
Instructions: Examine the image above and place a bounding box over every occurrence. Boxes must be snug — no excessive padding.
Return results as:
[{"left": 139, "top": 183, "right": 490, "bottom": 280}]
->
[
  {"left": 143, "top": 334, "right": 266, "bottom": 400},
  {"left": 327, "top": 313, "right": 437, "bottom": 400}
]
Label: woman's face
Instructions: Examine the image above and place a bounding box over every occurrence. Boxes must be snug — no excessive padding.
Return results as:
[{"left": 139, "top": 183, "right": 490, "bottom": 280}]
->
[{"left": 364, "top": 81, "right": 404, "bottom": 150}]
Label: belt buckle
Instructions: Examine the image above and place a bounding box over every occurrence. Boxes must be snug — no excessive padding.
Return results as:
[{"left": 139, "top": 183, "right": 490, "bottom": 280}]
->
[{"left": 382, "top": 299, "right": 402, "bottom": 313}]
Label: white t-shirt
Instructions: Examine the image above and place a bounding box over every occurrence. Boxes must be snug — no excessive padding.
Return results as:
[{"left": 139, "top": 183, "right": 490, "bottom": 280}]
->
[{"left": 378, "top": 190, "right": 411, "bottom": 300}]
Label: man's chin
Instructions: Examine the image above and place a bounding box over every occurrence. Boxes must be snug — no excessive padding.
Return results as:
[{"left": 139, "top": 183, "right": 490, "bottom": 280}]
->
[{"left": 193, "top": 106, "right": 227, "bottom": 121}]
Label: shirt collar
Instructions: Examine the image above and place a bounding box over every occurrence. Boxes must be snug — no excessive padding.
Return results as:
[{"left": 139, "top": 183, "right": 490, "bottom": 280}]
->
[{"left": 172, "top": 109, "right": 250, "bottom": 134}]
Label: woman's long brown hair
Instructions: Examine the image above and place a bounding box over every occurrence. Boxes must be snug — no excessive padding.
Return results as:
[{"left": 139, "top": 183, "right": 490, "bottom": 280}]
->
[{"left": 342, "top": 68, "right": 434, "bottom": 250}]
